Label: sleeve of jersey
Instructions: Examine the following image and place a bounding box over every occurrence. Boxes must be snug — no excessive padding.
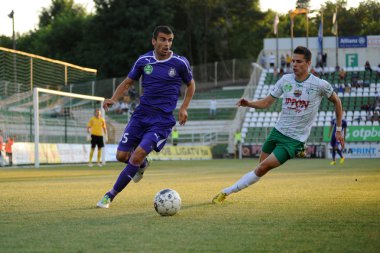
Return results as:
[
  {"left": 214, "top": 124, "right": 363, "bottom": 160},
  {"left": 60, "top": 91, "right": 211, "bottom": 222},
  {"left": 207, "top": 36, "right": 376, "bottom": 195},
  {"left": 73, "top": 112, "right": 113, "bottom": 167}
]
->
[
  {"left": 128, "top": 58, "right": 143, "bottom": 81},
  {"left": 179, "top": 57, "right": 193, "bottom": 84},
  {"left": 270, "top": 76, "right": 284, "bottom": 98},
  {"left": 320, "top": 79, "right": 334, "bottom": 98}
]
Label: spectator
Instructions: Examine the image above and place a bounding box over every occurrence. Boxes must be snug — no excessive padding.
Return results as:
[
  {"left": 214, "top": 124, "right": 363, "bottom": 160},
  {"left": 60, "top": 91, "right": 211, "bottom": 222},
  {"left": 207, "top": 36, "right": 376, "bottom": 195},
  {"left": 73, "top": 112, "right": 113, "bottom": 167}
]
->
[
  {"left": 171, "top": 127, "right": 179, "bottom": 146},
  {"left": 316, "top": 53, "right": 322, "bottom": 68},
  {"left": 260, "top": 52, "right": 266, "bottom": 68},
  {"left": 0, "top": 130, "right": 3, "bottom": 166},
  {"left": 377, "top": 64, "right": 380, "bottom": 77},
  {"left": 109, "top": 100, "right": 122, "bottom": 114},
  {"left": 372, "top": 111, "right": 379, "bottom": 123},
  {"left": 365, "top": 61, "right": 372, "bottom": 72},
  {"left": 279, "top": 68, "right": 284, "bottom": 77},
  {"left": 286, "top": 53, "right": 292, "bottom": 68},
  {"left": 322, "top": 53, "right": 327, "bottom": 67},
  {"left": 338, "top": 84, "right": 344, "bottom": 93},
  {"left": 128, "top": 86, "right": 137, "bottom": 101},
  {"left": 209, "top": 97, "right": 217, "bottom": 119},
  {"left": 280, "top": 54, "right": 286, "bottom": 68},
  {"left": 234, "top": 130, "right": 242, "bottom": 159},
  {"left": 269, "top": 53, "right": 275, "bottom": 69},
  {"left": 344, "top": 83, "right": 351, "bottom": 93},
  {"left": 120, "top": 101, "right": 129, "bottom": 115},
  {"left": 339, "top": 68, "right": 346, "bottom": 81},
  {"left": 5, "top": 136, "right": 14, "bottom": 166}
]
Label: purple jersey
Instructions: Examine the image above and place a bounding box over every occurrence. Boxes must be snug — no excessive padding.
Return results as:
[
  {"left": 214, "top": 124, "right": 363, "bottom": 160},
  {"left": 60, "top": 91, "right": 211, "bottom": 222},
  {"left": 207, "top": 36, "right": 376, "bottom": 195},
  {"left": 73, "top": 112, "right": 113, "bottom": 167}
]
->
[{"left": 128, "top": 51, "right": 193, "bottom": 113}]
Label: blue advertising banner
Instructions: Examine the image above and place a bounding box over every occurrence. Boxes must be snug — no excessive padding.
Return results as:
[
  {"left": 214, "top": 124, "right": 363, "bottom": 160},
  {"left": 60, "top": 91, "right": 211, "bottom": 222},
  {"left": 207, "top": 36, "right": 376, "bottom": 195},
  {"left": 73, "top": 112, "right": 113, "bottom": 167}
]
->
[{"left": 339, "top": 36, "right": 367, "bottom": 48}]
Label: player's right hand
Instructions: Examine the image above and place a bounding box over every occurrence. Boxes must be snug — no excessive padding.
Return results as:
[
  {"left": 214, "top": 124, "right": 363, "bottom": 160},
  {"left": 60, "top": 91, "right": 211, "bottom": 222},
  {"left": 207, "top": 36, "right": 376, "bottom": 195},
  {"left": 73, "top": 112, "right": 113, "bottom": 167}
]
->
[
  {"left": 103, "top": 99, "right": 115, "bottom": 111},
  {"left": 236, "top": 98, "right": 249, "bottom": 107}
]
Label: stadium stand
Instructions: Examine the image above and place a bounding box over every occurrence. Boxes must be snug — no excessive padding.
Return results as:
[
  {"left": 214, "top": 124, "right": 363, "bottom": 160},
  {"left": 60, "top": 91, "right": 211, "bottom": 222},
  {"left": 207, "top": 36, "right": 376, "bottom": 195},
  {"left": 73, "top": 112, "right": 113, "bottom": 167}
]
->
[{"left": 241, "top": 66, "right": 380, "bottom": 145}]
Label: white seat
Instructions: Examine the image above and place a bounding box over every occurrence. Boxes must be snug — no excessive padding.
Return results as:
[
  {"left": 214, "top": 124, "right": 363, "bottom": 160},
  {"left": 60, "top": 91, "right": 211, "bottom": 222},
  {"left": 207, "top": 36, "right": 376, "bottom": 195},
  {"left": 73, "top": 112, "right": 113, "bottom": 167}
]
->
[
  {"left": 346, "top": 111, "right": 353, "bottom": 117},
  {"left": 263, "top": 122, "right": 270, "bottom": 127},
  {"left": 270, "top": 121, "right": 276, "bottom": 127},
  {"left": 249, "top": 122, "right": 256, "bottom": 127},
  {"left": 242, "top": 127, "right": 248, "bottom": 134},
  {"left": 316, "top": 121, "right": 323, "bottom": 126},
  {"left": 352, "top": 121, "right": 359, "bottom": 126},
  {"left": 326, "top": 111, "right": 333, "bottom": 117},
  {"left": 243, "top": 122, "right": 249, "bottom": 128},
  {"left": 366, "top": 121, "right": 372, "bottom": 126},
  {"left": 319, "top": 111, "right": 326, "bottom": 117},
  {"left": 373, "top": 121, "right": 379, "bottom": 126},
  {"left": 360, "top": 111, "right": 367, "bottom": 117}
]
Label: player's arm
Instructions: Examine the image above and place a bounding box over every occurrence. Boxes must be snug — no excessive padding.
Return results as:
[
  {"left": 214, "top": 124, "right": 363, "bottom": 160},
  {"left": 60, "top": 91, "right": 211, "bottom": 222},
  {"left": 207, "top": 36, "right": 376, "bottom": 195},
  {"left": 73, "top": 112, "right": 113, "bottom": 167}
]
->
[
  {"left": 178, "top": 79, "right": 195, "bottom": 126},
  {"left": 103, "top": 77, "right": 135, "bottom": 111},
  {"left": 236, "top": 95, "right": 276, "bottom": 109},
  {"left": 328, "top": 92, "right": 345, "bottom": 148}
]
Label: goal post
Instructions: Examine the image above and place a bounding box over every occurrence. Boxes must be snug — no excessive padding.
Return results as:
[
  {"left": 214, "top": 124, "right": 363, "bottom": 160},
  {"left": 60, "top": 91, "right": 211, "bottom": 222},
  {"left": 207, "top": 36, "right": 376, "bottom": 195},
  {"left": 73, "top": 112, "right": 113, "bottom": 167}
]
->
[{"left": 33, "top": 87, "right": 105, "bottom": 168}]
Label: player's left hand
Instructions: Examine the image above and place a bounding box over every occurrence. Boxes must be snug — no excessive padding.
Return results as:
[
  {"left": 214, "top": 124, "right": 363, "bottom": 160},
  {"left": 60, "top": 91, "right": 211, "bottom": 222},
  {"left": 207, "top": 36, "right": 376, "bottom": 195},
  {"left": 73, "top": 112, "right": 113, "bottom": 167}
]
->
[
  {"left": 178, "top": 108, "right": 188, "bottom": 125},
  {"left": 335, "top": 131, "right": 345, "bottom": 149}
]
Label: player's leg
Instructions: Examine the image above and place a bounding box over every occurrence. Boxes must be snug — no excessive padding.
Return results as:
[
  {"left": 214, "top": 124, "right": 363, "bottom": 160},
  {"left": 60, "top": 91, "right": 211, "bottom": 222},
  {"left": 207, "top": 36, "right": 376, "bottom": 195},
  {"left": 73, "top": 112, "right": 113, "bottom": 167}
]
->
[
  {"left": 96, "top": 136, "right": 105, "bottom": 166},
  {"left": 330, "top": 139, "right": 337, "bottom": 165},
  {"left": 213, "top": 129, "right": 303, "bottom": 204},
  {"left": 336, "top": 142, "right": 345, "bottom": 164},
  {"left": 97, "top": 118, "right": 142, "bottom": 208},
  {"left": 89, "top": 136, "right": 96, "bottom": 167}
]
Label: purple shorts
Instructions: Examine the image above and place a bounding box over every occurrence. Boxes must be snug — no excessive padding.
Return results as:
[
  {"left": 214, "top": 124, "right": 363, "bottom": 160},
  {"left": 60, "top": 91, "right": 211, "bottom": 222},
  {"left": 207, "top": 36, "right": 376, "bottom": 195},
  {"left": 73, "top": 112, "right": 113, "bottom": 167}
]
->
[{"left": 117, "top": 105, "right": 176, "bottom": 154}]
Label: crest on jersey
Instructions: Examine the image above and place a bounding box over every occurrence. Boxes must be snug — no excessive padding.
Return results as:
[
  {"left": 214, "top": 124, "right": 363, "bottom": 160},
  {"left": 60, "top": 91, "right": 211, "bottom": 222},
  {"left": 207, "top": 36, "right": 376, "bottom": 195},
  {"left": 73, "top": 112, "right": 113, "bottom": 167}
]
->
[
  {"left": 283, "top": 83, "right": 292, "bottom": 92},
  {"left": 294, "top": 89, "right": 302, "bottom": 97},
  {"left": 168, "top": 68, "right": 176, "bottom": 77},
  {"left": 144, "top": 64, "right": 153, "bottom": 74}
]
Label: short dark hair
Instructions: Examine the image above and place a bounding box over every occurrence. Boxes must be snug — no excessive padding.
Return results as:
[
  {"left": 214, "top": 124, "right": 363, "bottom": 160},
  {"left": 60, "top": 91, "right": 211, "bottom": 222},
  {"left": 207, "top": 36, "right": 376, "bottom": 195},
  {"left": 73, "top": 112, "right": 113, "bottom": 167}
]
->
[
  {"left": 153, "top": 26, "right": 173, "bottom": 39},
  {"left": 293, "top": 46, "right": 312, "bottom": 62}
]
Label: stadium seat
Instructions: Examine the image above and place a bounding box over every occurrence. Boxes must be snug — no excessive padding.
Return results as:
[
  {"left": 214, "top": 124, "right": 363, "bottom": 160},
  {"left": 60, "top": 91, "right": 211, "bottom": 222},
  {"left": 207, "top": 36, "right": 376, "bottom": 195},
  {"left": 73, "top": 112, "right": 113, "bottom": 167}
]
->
[
  {"left": 366, "top": 121, "right": 372, "bottom": 126},
  {"left": 373, "top": 121, "right": 379, "bottom": 126}
]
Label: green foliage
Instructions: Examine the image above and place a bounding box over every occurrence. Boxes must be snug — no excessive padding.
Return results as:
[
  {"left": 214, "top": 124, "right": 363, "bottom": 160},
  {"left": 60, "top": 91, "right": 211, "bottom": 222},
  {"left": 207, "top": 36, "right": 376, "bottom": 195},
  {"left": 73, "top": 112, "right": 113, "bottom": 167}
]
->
[{"left": 1, "top": 0, "right": 380, "bottom": 78}]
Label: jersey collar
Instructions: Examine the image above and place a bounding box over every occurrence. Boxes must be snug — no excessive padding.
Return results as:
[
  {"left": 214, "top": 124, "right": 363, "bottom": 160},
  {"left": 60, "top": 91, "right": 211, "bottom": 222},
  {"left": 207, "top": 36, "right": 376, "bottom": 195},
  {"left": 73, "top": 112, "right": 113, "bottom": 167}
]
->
[
  {"left": 153, "top": 50, "right": 173, "bottom": 62},
  {"left": 294, "top": 73, "right": 311, "bottom": 83}
]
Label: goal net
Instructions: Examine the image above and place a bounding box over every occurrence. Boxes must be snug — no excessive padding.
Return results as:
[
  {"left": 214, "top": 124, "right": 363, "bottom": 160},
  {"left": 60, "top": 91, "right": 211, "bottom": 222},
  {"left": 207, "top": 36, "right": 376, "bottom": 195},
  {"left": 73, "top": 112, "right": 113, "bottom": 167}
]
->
[{"left": 1, "top": 87, "right": 106, "bottom": 167}]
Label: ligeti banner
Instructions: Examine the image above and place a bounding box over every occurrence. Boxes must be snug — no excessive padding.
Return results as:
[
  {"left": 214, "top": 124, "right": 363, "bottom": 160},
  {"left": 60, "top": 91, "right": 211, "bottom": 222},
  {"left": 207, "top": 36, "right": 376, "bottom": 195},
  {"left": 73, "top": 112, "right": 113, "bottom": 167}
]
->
[{"left": 323, "top": 126, "right": 380, "bottom": 142}]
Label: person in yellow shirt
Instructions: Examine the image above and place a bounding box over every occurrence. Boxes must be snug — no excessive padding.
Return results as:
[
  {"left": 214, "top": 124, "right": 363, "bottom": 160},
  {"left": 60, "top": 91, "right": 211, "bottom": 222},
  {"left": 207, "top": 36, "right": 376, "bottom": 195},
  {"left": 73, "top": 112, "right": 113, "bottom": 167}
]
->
[{"left": 87, "top": 108, "right": 107, "bottom": 167}]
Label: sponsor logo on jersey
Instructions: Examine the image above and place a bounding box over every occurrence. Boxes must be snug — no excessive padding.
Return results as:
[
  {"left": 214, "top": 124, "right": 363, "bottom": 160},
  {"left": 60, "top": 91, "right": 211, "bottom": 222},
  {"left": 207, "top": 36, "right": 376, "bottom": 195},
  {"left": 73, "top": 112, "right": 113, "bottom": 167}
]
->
[
  {"left": 283, "top": 83, "right": 292, "bottom": 92},
  {"left": 168, "top": 68, "right": 176, "bottom": 77},
  {"left": 285, "top": 98, "right": 310, "bottom": 109},
  {"left": 294, "top": 89, "right": 302, "bottom": 97},
  {"left": 144, "top": 64, "right": 153, "bottom": 74}
]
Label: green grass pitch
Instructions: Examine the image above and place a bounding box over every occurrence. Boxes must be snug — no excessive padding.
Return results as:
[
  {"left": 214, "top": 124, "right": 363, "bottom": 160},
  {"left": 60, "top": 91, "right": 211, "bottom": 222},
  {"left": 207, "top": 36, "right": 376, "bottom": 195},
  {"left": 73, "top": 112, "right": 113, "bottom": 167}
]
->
[{"left": 0, "top": 159, "right": 379, "bottom": 253}]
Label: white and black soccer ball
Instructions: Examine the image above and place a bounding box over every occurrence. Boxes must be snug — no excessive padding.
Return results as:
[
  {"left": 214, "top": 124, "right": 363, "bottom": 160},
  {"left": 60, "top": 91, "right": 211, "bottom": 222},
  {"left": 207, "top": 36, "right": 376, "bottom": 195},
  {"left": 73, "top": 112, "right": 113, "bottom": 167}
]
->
[{"left": 153, "top": 188, "right": 181, "bottom": 216}]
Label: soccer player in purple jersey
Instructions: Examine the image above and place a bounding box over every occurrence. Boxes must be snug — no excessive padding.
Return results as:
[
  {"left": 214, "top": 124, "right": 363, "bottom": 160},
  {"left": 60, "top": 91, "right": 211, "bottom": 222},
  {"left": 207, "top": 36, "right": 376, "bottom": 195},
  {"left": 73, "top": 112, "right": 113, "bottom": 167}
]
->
[
  {"left": 328, "top": 117, "right": 347, "bottom": 165},
  {"left": 97, "top": 26, "right": 195, "bottom": 208}
]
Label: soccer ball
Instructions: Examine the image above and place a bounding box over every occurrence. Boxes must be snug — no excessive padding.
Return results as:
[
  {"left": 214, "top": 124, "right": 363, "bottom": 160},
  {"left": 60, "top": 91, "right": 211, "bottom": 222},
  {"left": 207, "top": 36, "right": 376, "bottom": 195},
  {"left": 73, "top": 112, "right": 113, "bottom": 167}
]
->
[{"left": 153, "top": 188, "right": 181, "bottom": 216}]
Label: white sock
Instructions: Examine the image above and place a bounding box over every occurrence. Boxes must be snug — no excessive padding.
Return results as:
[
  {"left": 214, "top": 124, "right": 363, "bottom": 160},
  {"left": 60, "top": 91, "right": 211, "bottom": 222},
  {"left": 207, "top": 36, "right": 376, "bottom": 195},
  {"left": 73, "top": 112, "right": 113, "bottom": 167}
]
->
[{"left": 222, "top": 171, "right": 260, "bottom": 195}]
